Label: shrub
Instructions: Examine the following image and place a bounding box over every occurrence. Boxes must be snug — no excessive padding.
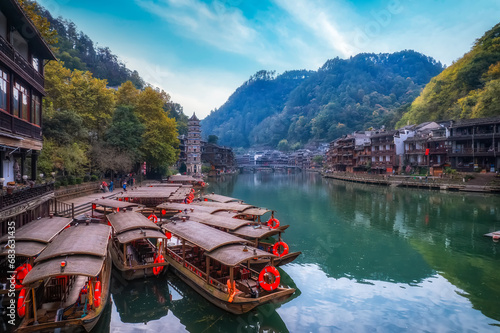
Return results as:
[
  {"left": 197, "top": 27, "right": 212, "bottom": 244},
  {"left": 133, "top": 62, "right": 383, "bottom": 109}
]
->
[
  {"left": 83, "top": 175, "right": 91, "bottom": 182},
  {"left": 91, "top": 175, "right": 98, "bottom": 181},
  {"left": 75, "top": 178, "right": 83, "bottom": 184}
]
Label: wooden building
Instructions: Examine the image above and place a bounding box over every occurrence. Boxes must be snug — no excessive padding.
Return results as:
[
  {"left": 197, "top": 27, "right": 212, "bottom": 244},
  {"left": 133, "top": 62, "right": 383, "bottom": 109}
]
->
[
  {"left": 0, "top": 0, "right": 56, "bottom": 236},
  {"left": 0, "top": 0, "right": 56, "bottom": 185},
  {"left": 448, "top": 117, "right": 500, "bottom": 172}
]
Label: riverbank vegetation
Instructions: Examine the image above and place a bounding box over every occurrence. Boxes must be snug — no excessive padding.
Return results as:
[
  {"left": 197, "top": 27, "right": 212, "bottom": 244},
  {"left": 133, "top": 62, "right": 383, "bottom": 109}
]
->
[{"left": 18, "top": 0, "right": 188, "bottom": 183}]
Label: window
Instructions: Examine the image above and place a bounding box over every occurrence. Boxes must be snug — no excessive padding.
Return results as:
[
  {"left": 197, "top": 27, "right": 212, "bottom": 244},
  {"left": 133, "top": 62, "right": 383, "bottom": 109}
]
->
[
  {"left": 14, "top": 81, "right": 29, "bottom": 121},
  {"left": 32, "top": 57, "right": 40, "bottom": 73},
  {"left": 0, "top": 67, "right": 7, "bottom": 112},
  {"left": 31, "top": 94, "right": 41, "bottom": 125}
]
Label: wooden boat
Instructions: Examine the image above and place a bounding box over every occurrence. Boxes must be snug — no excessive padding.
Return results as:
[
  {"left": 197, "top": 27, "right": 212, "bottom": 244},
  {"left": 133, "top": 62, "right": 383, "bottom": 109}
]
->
[
  {"left": 0, "top": 216, "right": 72, "bottom": 303},
  {"left": 17, "top": 223, "right": 112, "bottom": 333},
  {"left": 172, "top": 211, "right": 301, "bottom": 269},
  {"left": 164, "top": 175, "right": 206, "bottom": 188},
  {"left": 163, "top": 220, "right": 295, "bottom": 314},
  {"left": 106, "top": 211, "right": 169, "bottom": 280},
  {"left": 89, "top": 198, "right": 142, "bottom": 216}
]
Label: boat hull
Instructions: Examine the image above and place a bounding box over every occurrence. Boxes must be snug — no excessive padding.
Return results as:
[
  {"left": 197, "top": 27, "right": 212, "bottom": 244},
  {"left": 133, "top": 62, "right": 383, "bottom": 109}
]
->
[
  {"left": 110, "top": 241, "right": 168, "bottom": 280},
  {"left": 166, "top": 255, "right": 295, "bottom": 314},
  {"left": 16, "top": 256, "right": 112, "bottom": 333}
]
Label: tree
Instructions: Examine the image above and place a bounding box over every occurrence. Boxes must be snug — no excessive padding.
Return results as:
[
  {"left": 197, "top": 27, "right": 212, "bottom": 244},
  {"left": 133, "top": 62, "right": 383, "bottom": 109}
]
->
[
  {"left": 277, "top": 139, "right": 289, "bottom": 151},
  {"left": 116, "top": 81, "right": 139, "bottom": 106},
  {"left": 17, "top": 0, "right": 58, "bottom": 47},
  {"left": 208, "top": 135, "right": 219, "bottom": 144},
  {"left": 105, "top": 105, "right": 144, "bottom": 159}
]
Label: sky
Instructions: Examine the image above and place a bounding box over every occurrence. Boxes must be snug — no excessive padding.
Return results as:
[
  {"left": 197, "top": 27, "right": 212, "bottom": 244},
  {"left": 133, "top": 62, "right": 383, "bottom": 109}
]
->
[{"left": 37, "top": 0, "right": 500, "bottom": 119}]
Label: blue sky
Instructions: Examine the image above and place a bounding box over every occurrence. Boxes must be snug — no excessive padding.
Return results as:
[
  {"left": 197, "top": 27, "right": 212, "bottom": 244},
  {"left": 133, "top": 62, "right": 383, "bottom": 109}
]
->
[{"left": 38, "top": 0, "right": 500, "bottom": 119}]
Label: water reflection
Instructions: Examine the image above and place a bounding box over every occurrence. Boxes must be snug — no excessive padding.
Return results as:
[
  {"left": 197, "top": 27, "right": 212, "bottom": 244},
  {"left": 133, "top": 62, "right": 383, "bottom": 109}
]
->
[
  {"left": 107, "top": 265, "right": 296, "bottom": 332},
  {"left": 210, "top": 172, "right": 500, "bottom": 330}
]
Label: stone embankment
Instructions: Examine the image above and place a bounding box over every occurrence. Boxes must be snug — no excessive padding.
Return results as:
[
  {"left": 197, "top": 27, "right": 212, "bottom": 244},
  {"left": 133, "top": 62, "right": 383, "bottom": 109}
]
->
[{"left": 322, "top": 172, "right": 500, "bottom": 194}]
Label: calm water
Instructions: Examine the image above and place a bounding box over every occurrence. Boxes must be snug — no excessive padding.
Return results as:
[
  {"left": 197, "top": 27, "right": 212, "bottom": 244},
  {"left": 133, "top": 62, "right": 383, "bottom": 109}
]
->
[{"left": 100, "top": 172, "right": 500, "bottom": 332}]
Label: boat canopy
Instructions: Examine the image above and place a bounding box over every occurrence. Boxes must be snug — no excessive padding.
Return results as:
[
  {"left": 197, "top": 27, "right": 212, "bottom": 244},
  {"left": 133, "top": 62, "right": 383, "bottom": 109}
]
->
[
  {"left": 157, "top": 202, "right": 230, "bottom": 215},
  {"left": 107, "top": 212, "right": 161, "bottom": 234},
  {"left": 201, "top": 193, "right": 242, "bottom": 203},
  {"left": 116, "top": 187, "right": 179, "bottom": 198},
  {"left": 163, "top": 221, "right": 251, "bottom": 252},
  {"left": 195, "top": 201, "right": 256, "bottom": 212},
  {"left": 0, "top": 216, "right": 72, "bottom": 244},
  {"left": 205, "top": 244, "right": 276, "bottom": 267},
  {"left": 116, "top": 228, "right": 168, "bottom": 244},
  {"left": 168, "top": 175, "right": 201, "bottom": 182},
  {"left": 0, "top": 241, "right": 46, "bottom": 257},
  {"left": 35, "top": 224, "right": 111, "bottom": 263},
  {"left": 230, "top": 225, "right": 282, "bottom": 239},
  {"left": 230, "top": 207, "right": 272, "bottom": 216},
  {"left": 23, "top": 255, "right": 105, "bottom": 285},
  {"left": 178, "top": 211, "right": 258, "bottom": 231},
  {"left": 168, "top": 187, "right": 194, "bottom": 201},
  {"left": 91, "top": 198, "right": 142, "bottom": 209}
]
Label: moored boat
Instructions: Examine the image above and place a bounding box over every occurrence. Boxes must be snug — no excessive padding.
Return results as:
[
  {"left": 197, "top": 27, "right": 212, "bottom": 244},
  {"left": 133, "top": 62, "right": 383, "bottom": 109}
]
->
[
  {"left": 16, "top": 223, "right": 112, "bottom": 333},
  {"left": 106, "top": 211, "right": 169, "bottom": 280},
  {"left": 163, "top": 219, "right": 295, "bottom": 314},
  {"left": 0, "top": 216, "right": 72, "bottom": 303},
  {"left": 171, "top": 210, "right": 301, "bottom": 269}
]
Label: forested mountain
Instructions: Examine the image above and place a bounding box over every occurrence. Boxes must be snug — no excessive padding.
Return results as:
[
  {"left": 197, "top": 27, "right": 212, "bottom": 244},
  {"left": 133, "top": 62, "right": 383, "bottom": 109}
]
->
[
  {"left": 397, "top": 23, "right": 500, "bottom": 127},
  {"left": 202, "top": 51, "right": 444, "bottom": 148},
  {"left": 30, "top": 1, "right": 145, "bottom": 88}
]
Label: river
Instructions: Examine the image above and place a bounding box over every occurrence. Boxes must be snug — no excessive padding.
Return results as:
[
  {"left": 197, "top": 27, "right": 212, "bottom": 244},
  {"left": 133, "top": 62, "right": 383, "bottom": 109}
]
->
[{"left": 102, "top": 172, "right": 500, "bottom": 332}]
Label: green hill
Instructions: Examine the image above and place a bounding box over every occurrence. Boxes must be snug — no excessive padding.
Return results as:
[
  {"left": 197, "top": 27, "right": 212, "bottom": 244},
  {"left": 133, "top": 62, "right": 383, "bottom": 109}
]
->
[
  {"left": 202, "top": 51, "right": 443, "bottom": 148},
  {"left": 397, "top": 23, "right": 500, "bottom": 128}
]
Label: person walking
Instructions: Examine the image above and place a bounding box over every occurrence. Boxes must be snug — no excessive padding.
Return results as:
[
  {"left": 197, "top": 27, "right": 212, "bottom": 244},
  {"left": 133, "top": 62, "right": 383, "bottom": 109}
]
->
[
  {"left": 122, "top": 181, "right": 127, "bottom": 192},
  {"left": 109, "top": 180, "right": 114, "bottom": 192}
]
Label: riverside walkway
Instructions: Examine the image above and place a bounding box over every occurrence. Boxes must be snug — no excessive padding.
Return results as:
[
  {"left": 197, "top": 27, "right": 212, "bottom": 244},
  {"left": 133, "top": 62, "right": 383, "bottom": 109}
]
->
[{"left": 323, "top": 172, "right": 500, "bottom": 193}]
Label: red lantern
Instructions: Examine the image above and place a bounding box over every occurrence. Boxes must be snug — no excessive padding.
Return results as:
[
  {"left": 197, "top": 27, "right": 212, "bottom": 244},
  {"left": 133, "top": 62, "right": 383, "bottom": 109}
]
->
[
  {"left": 161, "top": 209, "right": 166, "bottom": 215},
  {"left": 92, "top": 204, "right": 96, "bottom": 210}
]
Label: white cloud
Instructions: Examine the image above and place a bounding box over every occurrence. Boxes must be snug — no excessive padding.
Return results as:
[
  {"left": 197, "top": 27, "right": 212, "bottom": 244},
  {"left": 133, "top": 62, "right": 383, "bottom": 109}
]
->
[
  {"left": 273, "top": 0, "right": 357, "bottom": 58},
  {"left": 121, "top": 55, "right": 243, "bottom": 119}
]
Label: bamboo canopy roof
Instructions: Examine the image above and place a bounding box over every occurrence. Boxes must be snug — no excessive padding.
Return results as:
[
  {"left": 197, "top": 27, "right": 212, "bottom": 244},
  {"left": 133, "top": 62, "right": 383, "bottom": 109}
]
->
[
  {"left": 201, "top": 193, "right": 242, "bottom": 203},
  {"left": 169, "top": 187, "right": 194, "bottom": 201},
  {"left": 195, "top": 201, "right": 256, "bottom": 212},
  {"left": 157, "top": 202, "right": 229, "bottom": 215},
  {"left": 206, "top": 244, "right": 276, "bottom": 267},
  {"left": 230, "top": 225, "right": 282, "bottom": 239},
  {"left": 91, "top": 198, "right": 142, "bottom": 209},
  {"left": 0, "top": 216, "right": 71, "bottom": 244},
  {"left": 107, "top": 212, "right": 161, "bottom": 234},
  {"left": 228, "top": 207, "right": 272, "bottom": 217},
  {"left": 23, "top": 255, "right": 105, "bottom": 285},
  {"left": 116, "top": 228, "right": 167, "bottom": 244},
  {"left": 116, "top": 187, "right": 179, "bottom": 198},
  {"left": 168, "top": 175, "right": 202, "bottom": 182},
  {"left": 163, "top": 221, "right": 250, "bottom": 252},
  {"left": 35, "top": 224, "right": 111, "bottom": 263},
  {"left": 145, "top": 183, "right": 183, "bottom": 188},
  {"left": 0, "top": 241, "right": 46, "bottom": 257},
  {"left": 178, "top": 211, "right": 257, "bottom": 231}
]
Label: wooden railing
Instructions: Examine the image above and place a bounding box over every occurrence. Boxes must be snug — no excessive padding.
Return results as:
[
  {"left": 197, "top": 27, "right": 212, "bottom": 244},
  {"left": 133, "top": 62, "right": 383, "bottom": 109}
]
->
[{"left": 0, "top": 182, "right": 54, "bottom": 210}]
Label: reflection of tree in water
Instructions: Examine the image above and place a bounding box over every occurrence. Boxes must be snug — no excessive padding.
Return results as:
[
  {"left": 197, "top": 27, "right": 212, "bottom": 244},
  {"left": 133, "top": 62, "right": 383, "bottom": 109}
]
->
[{"left": 168, "top": 270, "right": 299, "bottom": 333}]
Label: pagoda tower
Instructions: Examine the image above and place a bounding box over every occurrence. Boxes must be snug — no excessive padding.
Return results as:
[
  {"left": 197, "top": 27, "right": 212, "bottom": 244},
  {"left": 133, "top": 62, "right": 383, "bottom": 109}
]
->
[{"left": 186, "top": 113, "right": 202, "bottom": 175}]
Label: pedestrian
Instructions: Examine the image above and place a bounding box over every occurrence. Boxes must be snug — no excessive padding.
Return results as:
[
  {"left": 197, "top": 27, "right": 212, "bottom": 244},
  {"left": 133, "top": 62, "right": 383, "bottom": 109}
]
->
[
  {"left": 123, "top": 181, "right": 127, "bottom": 192},
  {"left": 109, "top": 180, "right": 114, "bottom": 192},
  {"left": 99, "top": 184, "right": 105, "bottom": 193}
]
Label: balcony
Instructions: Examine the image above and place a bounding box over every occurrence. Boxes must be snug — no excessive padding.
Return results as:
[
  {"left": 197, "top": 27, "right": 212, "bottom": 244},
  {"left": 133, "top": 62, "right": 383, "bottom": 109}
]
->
[
  {"left": 1, "top": 182, "right": 54, "bottom": 211},
  {"left": 0, "top": 35, "right": 45, "bottom": 88}
]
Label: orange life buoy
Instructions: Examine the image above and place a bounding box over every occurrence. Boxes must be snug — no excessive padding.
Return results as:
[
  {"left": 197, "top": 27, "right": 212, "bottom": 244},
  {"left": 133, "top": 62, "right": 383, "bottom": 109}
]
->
[
  {"left": 153, "top": 255, "right": 165, "bottom": 275},
  {"left": 94, "top": 281, "right": 101, "bottom": 308},
  {"left": 201, "top": 182, "right": 206, "bottom": 187},
  {"left": 259, "top": 266, "right": 280, "bottom": 291},
  {"left": 17, "top": 288, "right": 26, "bottom": 317},
  {"left": 13, "top": 263, "right": 32, "bottom": 289},
  {"left": 272, "top": 241, "right": 289, "bottom": 257},
  {"left": 148, "top": 214, "right": 158, "bottom": 224},
  {"left": 267, "top": 218, "right": 280, "bottom": 229}
]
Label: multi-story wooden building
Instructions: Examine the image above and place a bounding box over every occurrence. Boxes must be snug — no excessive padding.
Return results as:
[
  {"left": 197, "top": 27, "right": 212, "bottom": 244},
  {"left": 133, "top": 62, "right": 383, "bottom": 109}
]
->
[
  {"left": 0, "top": 0, "right": 56, "bottom": 235},
  {"left": 0, "top": 0, "right": 56, "bottom": 185},
  {"left": 201, "top": 142, "right": 235, "bottom": 175},
  {"left": 370, "top": 130, "right": 396, "bottom": 173},
  {"left": 448, "top": 116, "right": 500, "bottom": 172}
]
